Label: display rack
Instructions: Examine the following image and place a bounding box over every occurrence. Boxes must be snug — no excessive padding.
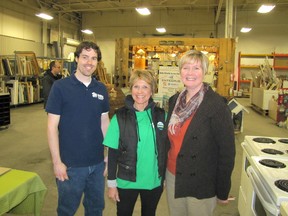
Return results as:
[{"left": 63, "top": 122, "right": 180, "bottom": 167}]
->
[
  {"left": 14, "top": 51, "right": 40, "bottom": 76},
  {"left": 238, "top": 52, "right": 288, "bottom": 97},
  {"left": 237, "top": 52, "right": 273, "bottom": 96},
  {"left": 0, "top": 53, "right": 73, "bottom": 106},
  {"left": 37, "top": 57, "right": 74, "bottom": 75},
  {"left": 115, "top": 38, "right": 235, "bottom": 97}
]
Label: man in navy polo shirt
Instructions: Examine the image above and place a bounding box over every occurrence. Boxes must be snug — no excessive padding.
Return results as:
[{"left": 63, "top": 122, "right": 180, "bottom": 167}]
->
[{"left": 46, "top": 41, "right": 110, "bottom": 216}]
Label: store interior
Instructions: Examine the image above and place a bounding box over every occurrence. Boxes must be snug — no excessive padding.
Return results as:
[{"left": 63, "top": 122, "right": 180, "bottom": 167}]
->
[{"left": 1, "top": 0, "right": 288, "bottom": 215}]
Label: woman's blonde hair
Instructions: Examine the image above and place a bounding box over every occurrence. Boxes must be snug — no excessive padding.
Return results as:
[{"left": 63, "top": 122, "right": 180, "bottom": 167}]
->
[
  {"left": 179, "top": 50, "right": 209, "bottom": 75},
  {"left": 129, "top": 69, "right": 157, "bottom": 94}
]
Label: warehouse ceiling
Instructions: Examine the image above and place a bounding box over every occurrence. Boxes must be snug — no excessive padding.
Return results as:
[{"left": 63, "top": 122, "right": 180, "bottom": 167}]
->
[
  {"left": 33, "top": 0, "right": 288, "bottom": 13},
  {"left": 8, "top": 0, "right": 288, "bottom": 38},
  {"left": 11, "top": 0, "right": 288, "bottom": 22}
]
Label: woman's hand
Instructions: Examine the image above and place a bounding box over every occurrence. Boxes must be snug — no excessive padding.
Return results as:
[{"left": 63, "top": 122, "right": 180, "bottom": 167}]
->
[
  {"left": 217, "top": 196, "right": 235, "bottom": 205},
  {"left": 108, "top": 187, "right": 120, "bottom": 202}
]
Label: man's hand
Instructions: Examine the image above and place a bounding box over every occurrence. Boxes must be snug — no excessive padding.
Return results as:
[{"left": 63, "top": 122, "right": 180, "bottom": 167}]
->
[{"left": 54, "top": 162, "right": 68, "bottom": 181}]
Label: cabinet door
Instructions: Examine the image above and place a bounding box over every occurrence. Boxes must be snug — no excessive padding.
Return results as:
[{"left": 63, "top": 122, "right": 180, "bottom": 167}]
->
[{"left": 0, "top": 94, "right": 10, "bottom": 127}]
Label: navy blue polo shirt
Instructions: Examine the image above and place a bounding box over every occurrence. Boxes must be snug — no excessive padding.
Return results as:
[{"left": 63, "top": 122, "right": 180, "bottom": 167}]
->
[{"left": 46, "top": 73, "right": 110, "bottom": 167}]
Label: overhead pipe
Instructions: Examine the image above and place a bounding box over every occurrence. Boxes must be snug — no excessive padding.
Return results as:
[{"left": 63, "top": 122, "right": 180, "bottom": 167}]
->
[
  {"left": 215, "top": 0, "right": 224, "bottom": 24},
  {"left": 225, "top": 0, "right": 233, "bottom": 38}
]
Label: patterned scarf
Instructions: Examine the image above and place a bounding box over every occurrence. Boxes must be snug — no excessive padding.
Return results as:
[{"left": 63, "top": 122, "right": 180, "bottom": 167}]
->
[{"left": 168, "top": 84, "right": 208, "bottom": 135}]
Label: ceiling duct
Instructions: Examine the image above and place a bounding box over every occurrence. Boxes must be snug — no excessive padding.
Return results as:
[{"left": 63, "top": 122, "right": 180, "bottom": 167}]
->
[{"left": 62, "top": 38, "right": 80, "bottom": 46}]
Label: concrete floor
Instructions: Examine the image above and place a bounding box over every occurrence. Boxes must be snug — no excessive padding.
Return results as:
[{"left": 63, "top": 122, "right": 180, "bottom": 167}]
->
[{"left": 1, "top": 97, "right": 288, "bottom": 216}]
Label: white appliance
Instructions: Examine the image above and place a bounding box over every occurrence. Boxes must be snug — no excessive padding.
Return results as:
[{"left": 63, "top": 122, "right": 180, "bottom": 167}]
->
[
  {"left": 238, "top": 136, "right": 288, "bottom": 216},
  {"left": 281, "top": 202, "right": 288, "bottom": 216},
  {"left": 243, "top": 136, "right": 288, "bottom": 158},
  {"left": 247, "top": 156, "right": 288, "bottom": 215},
  {"left": 238, "top": 141, "right": 254, "bottom": 216}
]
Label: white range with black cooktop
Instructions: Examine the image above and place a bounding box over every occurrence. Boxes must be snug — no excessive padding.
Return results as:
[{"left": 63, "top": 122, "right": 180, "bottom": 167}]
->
[{"left": 238, "top": 136, "right": 288, "bottom": 216}]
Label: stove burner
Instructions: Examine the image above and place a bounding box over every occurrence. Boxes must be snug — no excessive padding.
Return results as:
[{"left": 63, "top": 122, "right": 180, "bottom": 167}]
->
[
  {"left": 261, "top": 148, "right": 284, "bottom": 155},
  {"left": 275, "top": 180, "right": 288, "bottom": 193},
  {"left": 253, "top": 137, "right": 276, "bottom": 144},
  {"left": 279, "top": 139, "right": 288, "bottom": 144},
  {"left": 259, "top": 159, "right": 286, "bottom": 168}
]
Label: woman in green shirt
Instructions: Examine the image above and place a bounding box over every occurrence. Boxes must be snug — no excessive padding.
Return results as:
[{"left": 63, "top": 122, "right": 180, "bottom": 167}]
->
[{"left": 103, "top": 69, "right": 167, "bottom": 216}]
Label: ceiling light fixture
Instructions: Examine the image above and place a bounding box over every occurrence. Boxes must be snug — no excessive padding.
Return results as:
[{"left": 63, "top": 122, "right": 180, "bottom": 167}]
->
[
  {"left": 81, "top": 29, "right": 93, "bottom": 35},
  {"left": 135, "top": 8, "right": 151, "bottom": 16},
  {"left": 257, "top": 4, "right": 275, "bottom": 13},
  {"left": 156, "top": 27, "right": 166, "bottom": 33},
  {"left": 240, "top": 27, "right": 252, "bottom": 33},
  {"left": 35, "top": 13, "right": 53, "bottom": 20}
]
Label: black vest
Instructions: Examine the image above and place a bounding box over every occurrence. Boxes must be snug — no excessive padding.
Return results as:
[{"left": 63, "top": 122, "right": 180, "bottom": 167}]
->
[{"left": 115, "top": 106, "right": 167, "bottom": 183}]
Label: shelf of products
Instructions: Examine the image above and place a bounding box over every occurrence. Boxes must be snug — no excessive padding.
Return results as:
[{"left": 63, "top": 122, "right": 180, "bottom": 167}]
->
[
  {"left": 115, "top": 38, "right": 235, "bottom": 97},
  {"left": 238, "top": 52, "right": 288, "bottom": 97},
  {"left": 37, "top": 57, "right": 74, "bottom": 76},
  {"left": 124, "top": 44, "right": 219, "bottom": 93},
  {"left": 238, "top": 52, "right": 273, "bottom": 94},
  {"left": 1, "top": 52, "right": 41, "bottom": 105},
  {"left": 0, "top": 53, "right": 72, "bottom": 106}
]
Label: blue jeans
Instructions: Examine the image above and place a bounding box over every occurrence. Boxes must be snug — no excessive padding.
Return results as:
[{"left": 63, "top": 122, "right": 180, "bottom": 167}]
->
[{"left": 56, "top": 162, "right": 105, "bottom": 216}]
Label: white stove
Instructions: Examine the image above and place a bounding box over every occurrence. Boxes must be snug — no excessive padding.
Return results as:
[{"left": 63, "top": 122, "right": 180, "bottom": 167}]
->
[
  {"left": 239, "top": 136, "right": 288, "bottom": 216},
  {"left": 249, "top": 155, "right": 288, "bottom": 206},
  {"left": 243, "top": 136, "right": 288, "bottom": 158},
  {"left": 281, "top": 202, "right": 288, "bottom": 216}
]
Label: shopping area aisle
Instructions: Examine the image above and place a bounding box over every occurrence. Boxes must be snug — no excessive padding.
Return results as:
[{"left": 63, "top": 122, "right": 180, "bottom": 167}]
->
[{"left": 1, "top": 97, "right": 288, "bottom": 216}]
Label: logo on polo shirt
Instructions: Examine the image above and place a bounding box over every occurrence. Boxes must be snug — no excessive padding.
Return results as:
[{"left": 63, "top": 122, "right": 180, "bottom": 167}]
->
[
  {"left": 92, "top": 92, "right": 104, "bottom": 100},
  {"left": 92, "top": 92, "right": 97, "bottom": 98}
]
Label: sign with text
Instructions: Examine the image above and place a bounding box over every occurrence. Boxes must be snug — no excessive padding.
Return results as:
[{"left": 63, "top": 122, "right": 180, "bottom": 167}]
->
[{"left": 158, "top": 66, "right": 184, "bottom": 96}]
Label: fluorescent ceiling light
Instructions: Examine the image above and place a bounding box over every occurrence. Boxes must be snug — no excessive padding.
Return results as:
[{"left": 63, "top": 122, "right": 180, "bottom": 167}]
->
[
  {"left": 257, "top": 4, "right": 275, "bottom": 13},
  {"left": 240, "top": 27, "right": 252, "bottom": 33},
  {"left": 81, "top": 29, "right": 93, "bottom": 35},
  {"left": 156, "top": 27, "right": 166, "bottom": 33},
  {"left": 35, "top": 13, "right": 53, "bottom": 20},
  {"left": 135, "top": 8, "right": 151, "bottom": 15}
]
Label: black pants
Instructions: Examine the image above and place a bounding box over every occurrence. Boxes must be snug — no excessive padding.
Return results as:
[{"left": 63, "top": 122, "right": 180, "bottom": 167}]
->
[{"left": 117, "top": 186, "right": 163, "bottom": 216}]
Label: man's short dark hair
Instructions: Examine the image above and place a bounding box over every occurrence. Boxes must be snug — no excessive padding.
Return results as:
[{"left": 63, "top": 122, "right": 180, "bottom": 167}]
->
[
  {"left": 49, "top": 61, "right": 56, "bottom": 70},
  {"left": 74, "top": 41, "right": 102, "bottom": 61}
]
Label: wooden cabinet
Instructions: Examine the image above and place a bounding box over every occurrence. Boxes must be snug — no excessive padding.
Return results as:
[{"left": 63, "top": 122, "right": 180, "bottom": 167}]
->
[{"left": 0, "top": 93, "right": 10, "bottom": 128}]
